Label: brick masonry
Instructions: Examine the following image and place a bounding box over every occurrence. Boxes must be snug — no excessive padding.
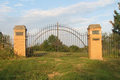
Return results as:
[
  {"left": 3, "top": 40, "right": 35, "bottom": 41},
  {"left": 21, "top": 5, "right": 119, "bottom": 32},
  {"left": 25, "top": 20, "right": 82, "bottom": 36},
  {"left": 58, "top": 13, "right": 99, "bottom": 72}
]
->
[
  {"left": 14, "top": 25, "right": 27, "bottom": 56},
  {"left": 88, "top": 24, "right": 103, "bottom": 60}
]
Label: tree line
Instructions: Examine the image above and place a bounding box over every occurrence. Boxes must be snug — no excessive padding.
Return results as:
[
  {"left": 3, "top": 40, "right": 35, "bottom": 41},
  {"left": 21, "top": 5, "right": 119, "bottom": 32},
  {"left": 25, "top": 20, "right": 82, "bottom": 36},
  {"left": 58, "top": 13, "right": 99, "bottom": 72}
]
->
[{"left": 29, "top": 35, "right": 86, "bottom": 53}]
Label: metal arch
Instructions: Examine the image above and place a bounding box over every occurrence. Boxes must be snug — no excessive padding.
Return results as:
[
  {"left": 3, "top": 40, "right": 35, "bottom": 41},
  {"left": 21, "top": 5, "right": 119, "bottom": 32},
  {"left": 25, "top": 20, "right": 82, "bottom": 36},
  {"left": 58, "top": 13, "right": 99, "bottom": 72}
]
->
[
  {"left": 27, "top": 25, "right": 57, "bottom": 37},
  {"left": 27, "top": 29, "right": 87, "bottom": 54},
  {"left": 59, "top": 25, "right": 86, "bottom": 36},
  {"left": 27, "top": 25, "right": 85, "bottom": 37}
]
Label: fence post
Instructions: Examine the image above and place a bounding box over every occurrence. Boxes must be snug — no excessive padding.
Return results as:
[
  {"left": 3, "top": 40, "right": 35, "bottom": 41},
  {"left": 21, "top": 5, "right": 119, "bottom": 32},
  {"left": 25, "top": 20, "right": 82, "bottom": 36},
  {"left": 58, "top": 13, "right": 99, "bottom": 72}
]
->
[
  {"left": 88, "top": 24, "right": 103, "bottom": 60},
  {"left": 14, "top": 25, "right": 27, "bottom": 56}
]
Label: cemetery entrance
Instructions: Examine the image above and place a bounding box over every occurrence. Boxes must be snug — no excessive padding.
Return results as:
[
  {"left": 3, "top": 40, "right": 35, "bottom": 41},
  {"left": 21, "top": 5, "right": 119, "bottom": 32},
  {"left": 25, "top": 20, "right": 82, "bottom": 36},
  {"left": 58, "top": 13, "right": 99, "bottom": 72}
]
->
[{"left": 26, "top": 23, "right": 88, "bottom": 57}]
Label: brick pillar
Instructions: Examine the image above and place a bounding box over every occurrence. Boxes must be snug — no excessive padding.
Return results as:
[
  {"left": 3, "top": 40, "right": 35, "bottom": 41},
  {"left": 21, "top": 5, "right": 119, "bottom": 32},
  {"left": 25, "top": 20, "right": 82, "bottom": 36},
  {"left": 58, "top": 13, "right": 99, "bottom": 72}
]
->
[
  {"left": 88, "top": 24, "right": 103, "bottom": 60},
  {"left": 14, "top": 25, "right": 27, "bottom": 56}
]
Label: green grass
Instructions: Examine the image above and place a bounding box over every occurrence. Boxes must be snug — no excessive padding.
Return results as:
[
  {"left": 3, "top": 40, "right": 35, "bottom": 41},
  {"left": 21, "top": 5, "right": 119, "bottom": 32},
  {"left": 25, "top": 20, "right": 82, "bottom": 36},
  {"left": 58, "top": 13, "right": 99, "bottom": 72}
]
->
[
  {"left": 28, "top": 51, "right": 88, "bottom": 58},
  {"left": 0, "top": 52, "right": 120, "bottom": 80},
  {"left": 102, "top": 49, "right": 120, "bottom": 58}
]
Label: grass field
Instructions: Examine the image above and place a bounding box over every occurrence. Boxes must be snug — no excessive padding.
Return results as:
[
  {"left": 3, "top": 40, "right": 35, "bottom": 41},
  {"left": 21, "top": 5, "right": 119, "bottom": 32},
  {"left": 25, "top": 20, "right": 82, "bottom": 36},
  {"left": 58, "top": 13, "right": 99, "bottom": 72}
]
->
[
  {"left": 27, "top": 51, "right": 89, "bottom": 58},
  {"left": 0, "top": 52, "right": 120, "bottom": 80}
]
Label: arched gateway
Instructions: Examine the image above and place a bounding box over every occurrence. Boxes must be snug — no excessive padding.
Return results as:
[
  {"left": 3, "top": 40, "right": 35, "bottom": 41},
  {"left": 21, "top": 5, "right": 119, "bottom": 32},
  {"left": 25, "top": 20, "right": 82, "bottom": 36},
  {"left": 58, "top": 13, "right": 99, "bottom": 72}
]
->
[{"left": 14, "top": 23, "right": 103, "bottom": 60}]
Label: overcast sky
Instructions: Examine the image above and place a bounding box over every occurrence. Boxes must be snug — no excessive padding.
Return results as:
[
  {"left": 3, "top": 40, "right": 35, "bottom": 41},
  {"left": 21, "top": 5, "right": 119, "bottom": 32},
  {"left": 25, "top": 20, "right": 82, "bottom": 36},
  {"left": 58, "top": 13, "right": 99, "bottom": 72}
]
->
[{"left": 0, "top": 0, "right": 119, "bottom": 37}]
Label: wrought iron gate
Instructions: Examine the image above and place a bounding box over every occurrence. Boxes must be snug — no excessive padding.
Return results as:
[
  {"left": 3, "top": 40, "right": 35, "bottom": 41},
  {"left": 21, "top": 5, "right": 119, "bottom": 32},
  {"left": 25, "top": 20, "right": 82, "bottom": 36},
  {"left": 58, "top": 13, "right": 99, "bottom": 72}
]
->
[{"left": 27, "top": 23, "right": 88, "bottom": 57}]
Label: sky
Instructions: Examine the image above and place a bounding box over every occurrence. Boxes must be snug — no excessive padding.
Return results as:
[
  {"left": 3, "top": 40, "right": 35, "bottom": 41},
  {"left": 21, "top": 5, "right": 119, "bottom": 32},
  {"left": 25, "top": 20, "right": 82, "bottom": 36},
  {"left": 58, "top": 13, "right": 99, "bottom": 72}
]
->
[{"left": 0, "top": 0, "right": 119, "bottom": 37}]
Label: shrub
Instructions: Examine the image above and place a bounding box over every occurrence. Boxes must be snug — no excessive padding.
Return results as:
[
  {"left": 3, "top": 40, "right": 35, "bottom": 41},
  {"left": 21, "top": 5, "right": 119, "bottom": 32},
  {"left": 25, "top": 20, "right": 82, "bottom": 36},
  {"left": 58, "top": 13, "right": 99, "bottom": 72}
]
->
[{"left": 0, "top": 47, "right": 17, "bottom": 60}]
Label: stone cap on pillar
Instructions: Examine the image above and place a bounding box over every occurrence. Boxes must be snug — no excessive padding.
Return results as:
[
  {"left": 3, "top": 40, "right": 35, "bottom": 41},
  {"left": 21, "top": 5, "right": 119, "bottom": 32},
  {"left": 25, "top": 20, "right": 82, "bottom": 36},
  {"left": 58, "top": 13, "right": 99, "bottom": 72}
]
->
[
  {"left": 88, "top": 24, "right": 101, "bottom": 30},
  {"left": 14, "top": 25, "right": 27, "bottom": 31}
]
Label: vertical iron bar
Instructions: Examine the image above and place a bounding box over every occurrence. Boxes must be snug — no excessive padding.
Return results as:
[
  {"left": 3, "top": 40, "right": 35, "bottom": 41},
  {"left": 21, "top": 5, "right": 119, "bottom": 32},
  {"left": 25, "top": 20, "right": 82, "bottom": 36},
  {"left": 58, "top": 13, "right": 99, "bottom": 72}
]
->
[
  {"left": 38, "top": 30, "right": 39, "bottom": 56},
  {"left": 30, "top": 34, "right": 31, "bottom": 57},
  {"left": 107, "top": 36, "right": 108, "bottom": 57},
  {"left": 79, "top": 33, "right": 80, "bottom": 53},
  {"left": 112, "top": 34, "right": 114, "bottom": 58},
  {"left": 113, "top": 34, "right": 115, "bottom": 58},
  {"left": 87, "top": 32, "right": 88, "bottom": 57},
  {"left": 115, "top": 34, "right": 116, "bottom": 58},
  {"left": 73, "top": 29, "right": 74, "bottom": 46},
  {"left": 28, "top": 34, "right": 30, "bottom": 57},
  {"left": 109, "top": 36, "right": 110, "bottom": 58},
  {"left": 118, "top": 37, "right": 120, "bottom": 57},
  {"left": 110, "top": 34, "right": 111, "bottom": 58},
  {"left": 55, "top": 24, "right": 56, "bottom": 52},
  {"left": 115, "top": 34, "right": 117, "bottom": 58},
  {"left": 78, "top": 32, "right": 79, "bottom": 48},
  {"left": 33, "top": 33, "right": 35, "bottom": 57},
  {"left": 102, "top": 34, "right": 103, "bottom": 57},
  {"left": 40, "top": 29, "right": 41, "bottom": 52},
  {"left": 43, "top": 27, "right": 46, "bottom": 51},
  {"left": 41, "top": 28, "right": 43, "bottom": 52},
  {"left": 110, "top": 35, "right": 111, "bottom": 58},
  {"left": 31, "top": 34, "right": 33, "bottom": 57},
  {"left": 117, "top": 34, "right": 119, "bottom": 57},
  {"left": 117, "top": 34, "right": 118, "bottom": 58},
  {"left": 57, "top": 22, "right": 59, "bottom": 57}
]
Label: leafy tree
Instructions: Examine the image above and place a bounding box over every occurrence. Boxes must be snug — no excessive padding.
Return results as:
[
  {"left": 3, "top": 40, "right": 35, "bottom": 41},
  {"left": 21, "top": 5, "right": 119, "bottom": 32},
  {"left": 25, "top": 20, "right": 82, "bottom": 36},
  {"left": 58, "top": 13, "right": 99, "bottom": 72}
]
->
[
  {"left": 39, "top": 43, "right": 44, "bottom": 51},
  {"left": 32, "top": 35, "right": 83, "bottom": 52},
  {"left": 58, "top": 44, "right": 69, "bottom": 52},
  {"left": 110, "top": 3, "right": 120, "bottom": 35},
  {"left": 0, "top": 33, "right": 11, "bottom": 48},
  {"left": 43, "top": 35, "right": 62, "bottom": 51},
  {"left": 109, "top": 3, "right": 120, "bottom": 45},
  {"left": 49, "top": 44, "right": 56, "bottom": 51},
  {"left": 102, "top": 33, "right": 110, "bottom": 44},
  {"left": 0, "top": 33, "right": 15, "bottom": 59},
  {"left": 37, "top": 35, "right": 61, "bottom": 51},
  {"left": 33, "top": 43, "right": 40, "bottom": 51},
  {"left": 69, "top": 45, "right": 80, "bottom": 52},
  {"left": 3, "top": 35, "right": 11, "bottom": 45},
  {"left": 48, "top": 35, "right": 58, "bottom": 44},
  {"left": 48, "top": 34, "right": 62, "bottom": 46},
  {"left": 43, "top": 40, "right": 49, "bottom": 51}
]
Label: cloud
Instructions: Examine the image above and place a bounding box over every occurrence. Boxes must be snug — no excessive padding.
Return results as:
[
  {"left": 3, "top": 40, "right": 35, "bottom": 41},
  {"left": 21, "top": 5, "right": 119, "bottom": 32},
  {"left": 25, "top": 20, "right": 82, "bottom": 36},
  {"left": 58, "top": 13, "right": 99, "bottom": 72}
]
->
[
  {"left": 3, "top": 0, "right": 9, "bottom": 5},
  {"left": 99, "top": 20, "right": 112, "bottom": 33},
  {"left": 14, "top": 3, "right": 24, "bottom": 6},
  {"left": 22, "top": 0, "right": 115, "bottom": 17},
  {"left": 65, "top": 18, "right": 95, "bottom": 25},
  {"left": 0, "top": 0, "right": 116, "bottom": 37},
  {"left": 18, "top": 0, "right": 115, "bottom": 29},
  {"left": 0, "top": 5, "right": 12, "bottom": 13}
]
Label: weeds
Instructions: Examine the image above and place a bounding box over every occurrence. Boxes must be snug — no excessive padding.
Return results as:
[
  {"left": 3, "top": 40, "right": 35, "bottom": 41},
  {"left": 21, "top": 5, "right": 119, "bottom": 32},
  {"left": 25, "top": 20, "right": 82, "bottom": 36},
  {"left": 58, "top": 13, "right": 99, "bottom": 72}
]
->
[
  {"left": 0, "top": 53, "right": 120, "bottom": 80},
  {"left": 0, "top": 47, "right": 18, "bottom": 60}
]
